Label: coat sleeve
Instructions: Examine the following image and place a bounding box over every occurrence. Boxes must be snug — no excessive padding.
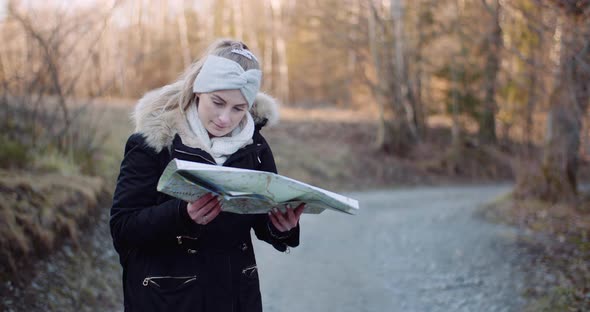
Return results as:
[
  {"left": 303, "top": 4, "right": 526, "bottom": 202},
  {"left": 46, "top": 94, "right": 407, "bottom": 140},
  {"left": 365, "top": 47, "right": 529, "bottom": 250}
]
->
[
  {"left": 251, "top": 139, "right": 300, "bottom": 252},
  {"left": 110, "top": 134, "right": 197, "bottom": 252}
]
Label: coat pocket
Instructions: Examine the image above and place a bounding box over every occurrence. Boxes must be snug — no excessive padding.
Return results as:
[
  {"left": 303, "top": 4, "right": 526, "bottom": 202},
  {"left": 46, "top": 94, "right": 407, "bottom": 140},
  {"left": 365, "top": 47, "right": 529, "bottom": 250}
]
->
[
  {"left": 239, "top": 265, "right": 262, "bottom": 312},
  {"left": 242, "top": 264, "right": 258, "bottom": 280},
  {"left": 137, "top": 275, "right": 202, "bottom": 311},
  {"left": 143, "top": 275, "right": 197, "bottom": 290}
]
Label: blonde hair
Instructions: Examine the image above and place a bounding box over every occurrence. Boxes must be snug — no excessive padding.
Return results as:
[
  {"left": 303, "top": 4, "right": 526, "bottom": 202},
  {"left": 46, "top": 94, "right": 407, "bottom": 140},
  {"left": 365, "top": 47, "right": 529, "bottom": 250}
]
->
[{"left": 155, "top": 38, "right": 261, "bottom": 115}]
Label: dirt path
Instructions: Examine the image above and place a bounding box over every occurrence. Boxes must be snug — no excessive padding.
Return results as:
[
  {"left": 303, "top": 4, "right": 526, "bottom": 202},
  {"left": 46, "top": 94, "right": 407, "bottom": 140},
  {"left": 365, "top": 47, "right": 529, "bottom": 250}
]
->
[
  {"left": 1, "top": 209, "right": 124, "bottom": 312},
  {"left": 2, "top": 184, "right": 528, "bottom": 311},
  {"left": 254, "top": 184, "right": 527, "bottom": 312}
]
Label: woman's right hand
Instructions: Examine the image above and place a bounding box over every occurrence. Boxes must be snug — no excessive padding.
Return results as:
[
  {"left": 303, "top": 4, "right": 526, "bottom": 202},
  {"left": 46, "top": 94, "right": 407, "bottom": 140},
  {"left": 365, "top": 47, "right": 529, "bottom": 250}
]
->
[{"left": 187, "top": 193, "right": 222, "bottom": 225}]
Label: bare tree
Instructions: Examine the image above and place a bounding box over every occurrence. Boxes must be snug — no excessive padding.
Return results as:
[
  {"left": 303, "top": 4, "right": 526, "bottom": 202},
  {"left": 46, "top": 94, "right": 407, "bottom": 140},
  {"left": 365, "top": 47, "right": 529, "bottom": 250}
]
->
[
  {"left": 368, "top": 0, "right": 388, "bottom": 148},
  {"left": 479, "top": 0, "right": 502, "bottom": 144},
  {"left": 391, "top": 0, "right": 419, "bottom": 142},
  {"left": 269, "top": 0, "right": 291, "bottom": 103},
  {"left": 178, "top": 1, "right": 192, "bottom": 68},
  {"left": 263, "top": 1, "right": 274, "bottom": 93},
  {"left": 233, "top": 0, "right": 244, "bottom": 40},
  {"left": 516, "top": 0, "right": 590, "bottom": 201},
  {"left": 365, "top": 0, "right": 425, "bottom": 153},
  {"left": 1, "top": 1, "right": 118, "bottom": 159}
]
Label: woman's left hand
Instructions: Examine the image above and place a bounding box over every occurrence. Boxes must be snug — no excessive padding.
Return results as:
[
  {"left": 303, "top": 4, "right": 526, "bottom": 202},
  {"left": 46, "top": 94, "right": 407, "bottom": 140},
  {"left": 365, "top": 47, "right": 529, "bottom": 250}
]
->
[{"left": 268, "top": 203, "right": 305, "bottom": 232}]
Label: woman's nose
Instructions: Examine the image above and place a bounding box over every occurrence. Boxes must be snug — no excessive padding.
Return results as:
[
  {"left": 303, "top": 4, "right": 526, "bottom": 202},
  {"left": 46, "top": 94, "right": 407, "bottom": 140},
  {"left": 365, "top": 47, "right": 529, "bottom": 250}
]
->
[{"left": 218, "top": 110, "right": 230, "bottom": 124}]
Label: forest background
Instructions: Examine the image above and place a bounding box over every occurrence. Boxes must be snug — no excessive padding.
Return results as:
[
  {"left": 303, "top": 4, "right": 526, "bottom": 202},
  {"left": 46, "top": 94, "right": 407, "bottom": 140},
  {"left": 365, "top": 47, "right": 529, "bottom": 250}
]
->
[{"left": 0, "top": 0, "right": 589, "bottom": 310}]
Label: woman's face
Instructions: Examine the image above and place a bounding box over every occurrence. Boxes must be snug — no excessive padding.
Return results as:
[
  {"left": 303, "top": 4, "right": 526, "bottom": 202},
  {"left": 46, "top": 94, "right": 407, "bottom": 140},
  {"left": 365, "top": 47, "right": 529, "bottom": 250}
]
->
[{"left": 197, "top": 89, "right": 248, "bottom": 137}]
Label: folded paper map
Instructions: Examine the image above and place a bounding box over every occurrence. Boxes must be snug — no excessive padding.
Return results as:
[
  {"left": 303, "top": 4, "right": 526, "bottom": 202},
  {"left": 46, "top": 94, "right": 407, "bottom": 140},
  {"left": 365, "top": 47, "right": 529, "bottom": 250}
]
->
[{"left": 157, "top": 159, "right": 359, "bottom": 215}]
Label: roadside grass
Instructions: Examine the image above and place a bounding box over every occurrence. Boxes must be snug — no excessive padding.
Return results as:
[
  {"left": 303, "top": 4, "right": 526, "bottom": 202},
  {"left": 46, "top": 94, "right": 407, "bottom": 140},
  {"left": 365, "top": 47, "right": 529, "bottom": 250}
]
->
[
  {"left": 483, "top": 194, "right": 590, "bottom": 311},
  {"left": 0, "top": 170, "right": 108, "bottom": 280},
  {"left": 0, "top": 99, "right": 132, "bottom": 282},
  {"left": 268, "top": 107, "right": 517, "bottom": 192},
  {"left": 263, "top": 111, "right": 432, "bottom": 192},
  {"left": 93, "top": 101, "right": 135, "bottom": 188}
]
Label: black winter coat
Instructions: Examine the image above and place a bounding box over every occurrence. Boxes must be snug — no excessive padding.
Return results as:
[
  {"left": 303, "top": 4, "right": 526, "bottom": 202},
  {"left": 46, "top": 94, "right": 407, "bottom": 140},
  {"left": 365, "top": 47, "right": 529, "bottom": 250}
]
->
[{"left": 110, "top": 127, "right": 299, "bottom": 312}]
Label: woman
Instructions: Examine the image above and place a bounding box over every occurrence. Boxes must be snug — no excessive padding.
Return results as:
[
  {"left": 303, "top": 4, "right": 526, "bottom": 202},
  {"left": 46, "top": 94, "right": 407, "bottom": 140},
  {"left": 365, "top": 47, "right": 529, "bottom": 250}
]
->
[{"left": 110, "top": 39, "right": 304, "bottom": 312}]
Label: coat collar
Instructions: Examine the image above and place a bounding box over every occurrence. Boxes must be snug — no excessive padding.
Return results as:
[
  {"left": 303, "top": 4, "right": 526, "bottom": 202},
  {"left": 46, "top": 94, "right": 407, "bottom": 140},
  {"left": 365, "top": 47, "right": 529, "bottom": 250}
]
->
[
  {"left": 171, "top": 131, "right": 268, "bottom": 166},
  {"left": 131, "top": 87, "right": 280, "bottom": 153}
]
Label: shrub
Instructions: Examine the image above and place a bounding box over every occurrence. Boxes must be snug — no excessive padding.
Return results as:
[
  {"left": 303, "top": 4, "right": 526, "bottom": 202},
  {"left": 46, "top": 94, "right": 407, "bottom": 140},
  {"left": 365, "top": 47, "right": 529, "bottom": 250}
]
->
[{"left": 0, "top": 136, "right": 30, "bottom": 169}]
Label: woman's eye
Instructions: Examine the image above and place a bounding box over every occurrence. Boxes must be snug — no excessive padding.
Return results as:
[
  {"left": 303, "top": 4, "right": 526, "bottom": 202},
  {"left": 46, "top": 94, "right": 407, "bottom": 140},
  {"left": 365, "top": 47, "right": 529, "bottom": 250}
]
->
[
  {"left": 213, "top": 102, "right": 223, "bottom": 106},
  {"left": 233, "top": 107, "right": 244, "bottom": 112}
]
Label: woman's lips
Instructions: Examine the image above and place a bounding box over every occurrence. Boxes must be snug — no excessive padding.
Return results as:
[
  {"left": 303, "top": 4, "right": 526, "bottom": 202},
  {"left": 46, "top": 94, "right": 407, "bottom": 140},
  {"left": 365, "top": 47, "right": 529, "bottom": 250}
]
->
[{"left": 212, "top": 122, "right": 225, "bottom": 130}]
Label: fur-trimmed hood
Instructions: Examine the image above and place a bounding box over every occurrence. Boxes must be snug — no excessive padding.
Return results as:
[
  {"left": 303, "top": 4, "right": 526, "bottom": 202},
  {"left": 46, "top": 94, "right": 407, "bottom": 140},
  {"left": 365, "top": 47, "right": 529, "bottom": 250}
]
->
[{"left": 131, "top": 86, "right": 280, "bottom": 153}]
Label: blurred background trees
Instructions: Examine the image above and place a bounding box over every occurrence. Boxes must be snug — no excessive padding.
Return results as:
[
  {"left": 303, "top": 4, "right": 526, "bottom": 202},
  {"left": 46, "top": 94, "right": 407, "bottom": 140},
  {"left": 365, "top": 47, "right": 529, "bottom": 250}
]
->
[{"left": 0, "top": 0, "right": 588, "bottom": 201}]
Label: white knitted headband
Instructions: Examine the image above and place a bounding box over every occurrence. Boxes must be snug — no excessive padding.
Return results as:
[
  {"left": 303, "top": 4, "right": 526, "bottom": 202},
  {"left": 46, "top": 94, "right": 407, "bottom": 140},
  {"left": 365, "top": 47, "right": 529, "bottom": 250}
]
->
[{"left": 193, "top": 55, "right": 262, "bottom": 108}]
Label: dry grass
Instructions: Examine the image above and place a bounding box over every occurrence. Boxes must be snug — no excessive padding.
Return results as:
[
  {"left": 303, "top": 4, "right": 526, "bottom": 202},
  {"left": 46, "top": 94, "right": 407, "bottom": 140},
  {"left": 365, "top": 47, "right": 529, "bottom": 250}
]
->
[
  {"left": 275, "top": 107, "right": 543, "bottom": 188},
  {"left": 263, "top": 115, "right": 437, "bottom": 192},
  {"left": 280, "top": 106, "right": 378, "bottom": 123},
  {"left": 483, "top": 194, "right": 590, "bottom": 311},
  {"left": 92, "top": 103, "right": 135, "bottom": 188},
  {"left": 0, "top": 167, "right": 109, "bottom": 281},
  {"left": 0, "top": 97, "right": 124, "bottom": 281}
]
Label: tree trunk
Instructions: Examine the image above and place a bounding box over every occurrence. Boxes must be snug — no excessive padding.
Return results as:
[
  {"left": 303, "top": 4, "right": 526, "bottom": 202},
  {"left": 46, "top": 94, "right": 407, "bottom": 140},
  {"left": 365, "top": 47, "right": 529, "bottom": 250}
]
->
[
  {"left": 233, "top": 0, "right": 244, "bottom": 40},
  {"left": 479, "top": 0, "right": 501, "bottom": 145},
  {"left": 263, "top": 1, "right": 274, "bottom": 94},
  {"left": 390, "top": 0, "right": 417, "bottom": 150},
  {"left": 519, "top": 5, "right": 590, "bottom": 201},
  {"left": 270, "top": 0, "right": 289, "bottom": 103},
  {"left": 345, "top": 0, "right": 360, "bottom": 106},
  {"left": 369, "top": 0, "right": 387, "bottom": 150},
  {"left": 197, "top": 2, "right": 214, "bottom": 42},
  {"left": 177, "top": 3, "right": 191, "bottom": 68},
  {"left": 451, "top": 56, "right": 462, "bottom": 147},
  {"left": 413, "top": 0, "right": 428, "bottom": 139},
  {"left": 241, "top": 0, "right": 260, "bottom": 54},
  {"left": 524, "top": 26, "right": 541, "bottom": 157},
  {"left": 221, "top": 0, "right": 232, "bottom": 37},
  {"left": 450, "top": 0, "right": 467, "bottom": 148}
]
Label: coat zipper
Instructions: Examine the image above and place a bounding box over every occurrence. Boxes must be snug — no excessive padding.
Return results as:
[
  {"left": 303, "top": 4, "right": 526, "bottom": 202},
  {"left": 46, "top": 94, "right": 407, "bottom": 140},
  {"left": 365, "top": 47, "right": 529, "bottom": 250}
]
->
[
  {"left": 224, "top": 143, "right": 264, "bottom": 166},
  {"left": 174, "top": 143, "right": 265, "bottom": 166},
  {"left": 173, "top": 148, "right": 216, "bottom": 165},
  {"left": 242, "top": 264, "right": 258, "bottom": 277},
  {"left": 142, "top": 275, "right": 197, "bottom": 287},
  {"left": 176, "top": 235, "right": 199, "bottom": 245}
]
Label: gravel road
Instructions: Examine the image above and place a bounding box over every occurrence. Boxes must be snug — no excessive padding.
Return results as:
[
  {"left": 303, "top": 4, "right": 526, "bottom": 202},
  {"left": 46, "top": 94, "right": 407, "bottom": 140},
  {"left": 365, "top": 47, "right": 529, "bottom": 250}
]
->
[
  {"left": 254, "top": 184, "right": 527, "bottom": 312},
  {"left": 2, "top": 184, "right": 528, "bottom": 312}
]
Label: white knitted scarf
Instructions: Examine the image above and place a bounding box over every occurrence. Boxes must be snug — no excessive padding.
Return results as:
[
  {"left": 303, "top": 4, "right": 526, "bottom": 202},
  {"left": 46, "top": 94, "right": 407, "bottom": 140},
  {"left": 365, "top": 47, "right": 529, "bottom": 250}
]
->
[{"left": 186, "top": 101, "right": 254, "bottom": 165}]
